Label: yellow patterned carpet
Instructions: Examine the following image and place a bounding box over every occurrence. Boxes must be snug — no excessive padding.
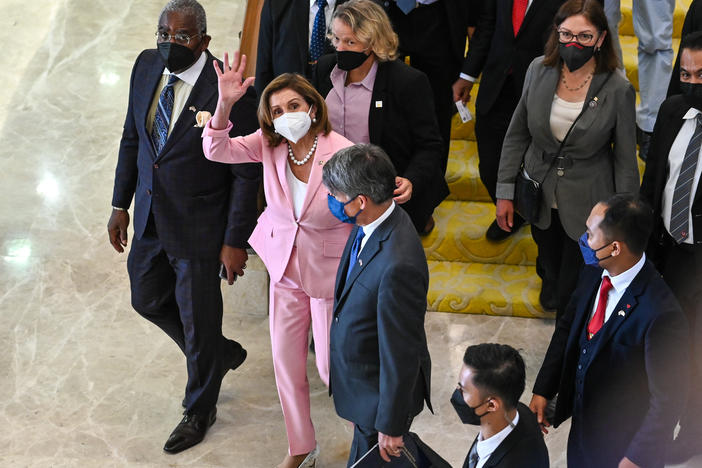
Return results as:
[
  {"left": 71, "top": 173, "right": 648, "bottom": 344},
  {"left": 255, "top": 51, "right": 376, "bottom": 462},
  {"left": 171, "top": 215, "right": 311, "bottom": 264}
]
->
[{"left": 425, "top": 0, "right": 690, "bottom": 317}]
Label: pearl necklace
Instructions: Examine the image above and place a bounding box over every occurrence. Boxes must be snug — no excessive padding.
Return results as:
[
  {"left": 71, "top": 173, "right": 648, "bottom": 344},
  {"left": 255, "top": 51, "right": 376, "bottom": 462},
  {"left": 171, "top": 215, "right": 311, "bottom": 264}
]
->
[
  {"left": 288, "top": 136, "right": 317, "bottom": 166},
  {"left": 561, "top": 66, "right": 593, "bottom": 91}
]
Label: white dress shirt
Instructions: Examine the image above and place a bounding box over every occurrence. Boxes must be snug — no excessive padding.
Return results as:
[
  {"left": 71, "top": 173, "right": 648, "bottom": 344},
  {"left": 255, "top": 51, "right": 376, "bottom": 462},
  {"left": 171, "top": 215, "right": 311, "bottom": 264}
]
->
[
  {"left": 146, "top": 51, "right": 207, "bottom": 135},
  {"left": 460, "top": 0, "right": 534, "bottom": 82},
  {"left": 358, "top": 201, "right": 395, "bottom": 254},
  {"left": 285, "top": 162, "right": 308, "bottom": 220},
  {"left": 475, "top": 411, "right": 520, "bottom": 468},
  {"left": 590, "top": 254, "right": 647, "bottom": 324},
  {"left": 309, "top": 0, "right": 337, "bottom": 46},
  {"left": 662, "top": 107, "right": 702, "bottom": 244}
]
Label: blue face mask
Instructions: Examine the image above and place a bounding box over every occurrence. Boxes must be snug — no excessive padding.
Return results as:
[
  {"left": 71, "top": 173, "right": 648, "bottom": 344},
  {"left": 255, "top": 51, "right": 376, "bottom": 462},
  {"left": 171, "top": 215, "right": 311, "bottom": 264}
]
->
[
  {"left": 578, "top": 232, "right": 613, "bottom": 266},
  {"left": 327, "top": 194, "right": 362, "bottom": 224}
]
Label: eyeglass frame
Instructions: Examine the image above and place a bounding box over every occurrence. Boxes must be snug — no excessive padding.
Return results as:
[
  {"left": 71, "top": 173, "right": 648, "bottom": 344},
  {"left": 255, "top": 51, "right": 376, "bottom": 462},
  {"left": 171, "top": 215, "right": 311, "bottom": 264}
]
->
[
  {"left": 556, "top": 28, "right": 602, "bottom": 45},
  {"left": 155, "top": 31, "right": 203, "bottom": 45}
]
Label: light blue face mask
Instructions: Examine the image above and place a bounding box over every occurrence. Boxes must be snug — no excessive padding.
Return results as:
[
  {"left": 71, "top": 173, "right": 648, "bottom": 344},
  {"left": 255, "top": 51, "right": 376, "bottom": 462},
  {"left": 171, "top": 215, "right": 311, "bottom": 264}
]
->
[
  {"left": 578, "top": 232, "right": 613, "bottom": 266},
  {"left": 327, "top": 194, "right": 362, "bottom": 224}
]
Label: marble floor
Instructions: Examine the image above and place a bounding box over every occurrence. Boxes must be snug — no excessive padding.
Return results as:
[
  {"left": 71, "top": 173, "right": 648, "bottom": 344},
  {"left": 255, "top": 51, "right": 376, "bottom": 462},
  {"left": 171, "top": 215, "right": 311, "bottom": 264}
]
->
[{"left": 1, "top": 0, "right": 701, "bottom": 467}]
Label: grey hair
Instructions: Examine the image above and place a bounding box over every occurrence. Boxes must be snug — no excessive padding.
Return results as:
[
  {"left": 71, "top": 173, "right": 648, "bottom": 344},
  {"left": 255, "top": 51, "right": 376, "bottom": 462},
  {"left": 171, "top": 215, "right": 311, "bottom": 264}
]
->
[
  {"left": 322, "top": 144, "right": 396, "bottom": 204},
  {"left": 160, "top": 0, "right": 207, "bottom": 33}
]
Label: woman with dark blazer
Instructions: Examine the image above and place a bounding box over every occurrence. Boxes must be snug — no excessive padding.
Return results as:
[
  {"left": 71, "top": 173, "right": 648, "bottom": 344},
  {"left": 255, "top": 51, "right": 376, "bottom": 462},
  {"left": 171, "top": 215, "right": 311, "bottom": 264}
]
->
[
  {"left": 495, "top": 0, "right": 639, "bottom": 319},
  {"left": 313, "top": 0, "right": 448, "bottom": 234}
]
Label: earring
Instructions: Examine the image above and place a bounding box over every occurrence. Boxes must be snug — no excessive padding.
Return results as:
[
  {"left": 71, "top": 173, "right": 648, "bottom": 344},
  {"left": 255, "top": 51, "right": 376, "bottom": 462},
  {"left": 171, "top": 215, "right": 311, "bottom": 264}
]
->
[{"left": 312, "top": 117, "right": 317, "bottom": 123}]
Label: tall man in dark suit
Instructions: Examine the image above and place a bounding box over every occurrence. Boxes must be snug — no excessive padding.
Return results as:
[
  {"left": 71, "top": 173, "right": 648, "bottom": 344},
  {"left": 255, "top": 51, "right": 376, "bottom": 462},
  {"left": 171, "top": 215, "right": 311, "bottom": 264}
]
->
[
  {"left": 450, "top": 343, "right": 549, "bottom": 468},
  {"left": 452, "top": 0, "right": 564, "bottom": 241},
  {"left": 322, "top": 144, "right": 432, "bottom": 466},
  {"left": 529, "top": 195, "right": 689, "bottom": 468},
  {"left": 255, "top": 0, "right": 348, "bottom": 98},
  {"left": 107, "top": 0, "right": 260, "bottom": 454},
  {"left": 641, "top": 31, "right": 702, "bottom": 464}
]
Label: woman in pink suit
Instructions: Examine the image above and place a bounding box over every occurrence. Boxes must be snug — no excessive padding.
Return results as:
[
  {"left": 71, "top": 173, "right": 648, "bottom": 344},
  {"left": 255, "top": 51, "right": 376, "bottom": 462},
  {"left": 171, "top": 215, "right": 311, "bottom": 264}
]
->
[{"left": 202, "top": 53, "right": 353, "bottom": 468}]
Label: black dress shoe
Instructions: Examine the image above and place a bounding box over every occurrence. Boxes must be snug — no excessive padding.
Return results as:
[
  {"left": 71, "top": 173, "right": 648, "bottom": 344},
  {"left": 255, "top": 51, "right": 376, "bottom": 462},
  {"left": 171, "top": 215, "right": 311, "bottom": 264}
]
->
[
  {"left": 164, "top": 407, "right": 217, "bottom": 454},
  {"left": 486, "top": 217, "right": 525, "bottom": 242},
  {"left": 221, "top": 342, "right": 247, "bottom": 379},
  {"left": 539, "top": 283, "right": 559, "bottom": 311}
]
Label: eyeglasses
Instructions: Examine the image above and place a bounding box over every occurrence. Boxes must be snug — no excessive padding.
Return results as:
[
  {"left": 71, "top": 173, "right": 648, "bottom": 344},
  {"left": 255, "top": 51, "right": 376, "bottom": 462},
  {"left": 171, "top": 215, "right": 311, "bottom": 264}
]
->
[
  {"left": 155, "top": 31, "right": 202, "bottom": 45},
  {"left": 557, "top": 29, "right": 598, "bottom": 44}
]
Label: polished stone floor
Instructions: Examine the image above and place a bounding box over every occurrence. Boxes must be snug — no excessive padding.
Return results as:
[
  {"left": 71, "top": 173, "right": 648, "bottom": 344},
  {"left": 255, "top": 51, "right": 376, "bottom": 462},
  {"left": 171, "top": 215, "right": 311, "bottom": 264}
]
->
[{"left": 1, "top": 1, "right": 700, "bottom": 467}]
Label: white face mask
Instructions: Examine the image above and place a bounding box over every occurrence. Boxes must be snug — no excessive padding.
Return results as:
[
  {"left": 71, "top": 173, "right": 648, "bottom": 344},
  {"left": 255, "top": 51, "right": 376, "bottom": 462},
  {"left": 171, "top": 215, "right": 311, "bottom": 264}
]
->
[{"left": 273, "top": 108, "right": 312, "bottom": 144}]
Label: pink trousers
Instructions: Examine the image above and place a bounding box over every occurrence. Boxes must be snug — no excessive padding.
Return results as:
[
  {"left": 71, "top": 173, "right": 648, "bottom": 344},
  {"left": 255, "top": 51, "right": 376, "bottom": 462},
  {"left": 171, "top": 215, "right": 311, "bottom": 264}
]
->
[{"left": 269, "top": 247, "right": 333, "bottom": 455}]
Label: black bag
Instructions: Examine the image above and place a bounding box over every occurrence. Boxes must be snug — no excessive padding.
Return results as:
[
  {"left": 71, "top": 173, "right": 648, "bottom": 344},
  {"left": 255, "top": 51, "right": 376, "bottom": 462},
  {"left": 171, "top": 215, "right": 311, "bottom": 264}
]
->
[{"left": 512, "top": 72, "right": 613, "bottom": 224}]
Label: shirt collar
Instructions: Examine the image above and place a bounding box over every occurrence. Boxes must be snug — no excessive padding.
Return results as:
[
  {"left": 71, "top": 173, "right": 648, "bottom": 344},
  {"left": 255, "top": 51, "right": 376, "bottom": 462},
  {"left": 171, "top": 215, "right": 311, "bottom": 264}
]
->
[
  {"left": 163, "top": 50, "right": 207, "bottom": 86},
  {"left": 683, "top": 107, "right": 702, "bottom": 120},
  {"left": 330, "top": 60, "right": 378, "bottom": 92},
  {"left": 359, "top": 201, "right": 395, "bottom": 240},
  {"left": 310, "top": 0, "right": 335, "bottom": 8},
  {"left": 603, "top": 253, "right": 646, "bottom": 294},
  {"left": 476, "top": 411, "right": 520, "bottom": 461}
]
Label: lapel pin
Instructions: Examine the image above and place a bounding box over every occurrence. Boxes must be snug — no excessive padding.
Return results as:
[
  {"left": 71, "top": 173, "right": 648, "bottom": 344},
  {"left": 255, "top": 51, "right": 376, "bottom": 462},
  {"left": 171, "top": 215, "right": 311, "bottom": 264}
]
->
[
  {"left": 188, "top": 106, "right": 197, "bottom": 112},
  {"left": 618, "top": 310, "right": 625, "bottom": 317},
  {"left": 318, "top": 160, "right": 325, "bottom": 165},
  {"left": 375, "top": 101, "right": 383, "bottom": 108},
  {"left": 359, "top": 259, "right": 363, "bottom": 266},
  {"left": 589, "top": 96, "right": 599, "bottom": 109},
  {"left": 626, "top": 304, "right": 631, "bottom": 309}
]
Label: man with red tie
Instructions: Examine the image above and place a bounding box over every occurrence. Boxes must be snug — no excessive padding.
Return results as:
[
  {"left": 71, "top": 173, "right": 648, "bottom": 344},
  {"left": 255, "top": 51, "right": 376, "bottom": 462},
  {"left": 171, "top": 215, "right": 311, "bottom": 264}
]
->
[{"left": 528, "top": 195, "right": 689, "bottom": 468}]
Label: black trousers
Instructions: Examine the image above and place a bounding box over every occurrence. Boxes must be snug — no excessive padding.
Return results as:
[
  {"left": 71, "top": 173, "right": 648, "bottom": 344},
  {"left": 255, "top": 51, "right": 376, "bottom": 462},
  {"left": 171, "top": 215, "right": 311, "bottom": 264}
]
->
[
  {"left": 661, "top": 238, "right": 702, "bottom": 442},
  {"left": 127, "top": 221, "right": 233, "bottom": 414},
  {"left": 393, "top": 0, "right": 458, "bottom": 175},
  {"left": 531, "top": 210, "right": 584, "bottom": 321}
]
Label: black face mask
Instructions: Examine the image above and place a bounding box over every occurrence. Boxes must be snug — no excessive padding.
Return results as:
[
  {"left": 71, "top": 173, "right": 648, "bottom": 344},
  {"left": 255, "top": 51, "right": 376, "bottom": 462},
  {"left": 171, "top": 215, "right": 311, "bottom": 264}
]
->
[
  {"left": 450, "top": 389, "right": 489, "bottom": 425},
  {"left": 336, "top": 50, "right": 370, "bottom": 71},
  {"left": 680, "top": 81, "right": 702, "bottom": 110},
  {"left": 559, "top": 41, "right": 596, "bottom": 72},
  {"left": 158, "top": 41, "right": 198, "bottom": 72}
]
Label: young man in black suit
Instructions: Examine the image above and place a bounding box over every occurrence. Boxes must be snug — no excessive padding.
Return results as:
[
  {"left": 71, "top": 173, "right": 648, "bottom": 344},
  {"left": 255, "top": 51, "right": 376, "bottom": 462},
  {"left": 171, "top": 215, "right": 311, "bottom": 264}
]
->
[
  {"left": 107, "top": 0, "right": 260, "bottom": 454},
  {"left": 451, "top": 343, "right": 549, "bottom": 468},
  {"left": 641, "top": 31, "right": 702, "bottom": 464},
  {"left": 530, "top": 195, "right": 689, "bottom": 468},
  {"left": 452, "top": 0, "right": 564, "bottom": 242},
  {"left": 322, "top": 143, "right": 432, "bottom": 466}
]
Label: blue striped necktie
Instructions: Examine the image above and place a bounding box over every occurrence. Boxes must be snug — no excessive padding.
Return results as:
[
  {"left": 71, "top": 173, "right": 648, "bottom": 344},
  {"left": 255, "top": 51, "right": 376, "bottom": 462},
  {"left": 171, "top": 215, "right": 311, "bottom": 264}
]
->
[
  {"left": 310, "top": 0, "right": 328, "bottom": 63},
  {"left": 151, "top": 74, "right": 179, "bottom": 154},
  {"left": 670, "top": 114, "right": 702, "bottom": 243},
  {"left": 346, "top": 226, "right": 365, "bottom": 281}
]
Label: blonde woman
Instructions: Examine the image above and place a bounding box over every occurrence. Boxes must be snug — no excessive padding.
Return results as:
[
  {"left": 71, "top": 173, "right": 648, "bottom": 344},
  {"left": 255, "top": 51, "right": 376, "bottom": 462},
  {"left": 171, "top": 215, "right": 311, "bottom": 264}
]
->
[{"left": 313, "top": 0, "right": 448, "bottom": 235}]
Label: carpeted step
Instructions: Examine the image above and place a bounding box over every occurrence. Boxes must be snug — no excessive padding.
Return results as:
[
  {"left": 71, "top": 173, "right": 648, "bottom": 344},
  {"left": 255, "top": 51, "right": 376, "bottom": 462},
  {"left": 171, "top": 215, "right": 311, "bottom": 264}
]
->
[
  {"left": 427, "top": 260, "right": 553, "bottom": 318},
  {"left": 446, "top": 139, "right": 491, "bottom": 201},
  {"left": 422, "top": 200, "right": 537, "bottom": 265},
  {"left": 619, "top": 0, "right": 690, "bottom": 38}
]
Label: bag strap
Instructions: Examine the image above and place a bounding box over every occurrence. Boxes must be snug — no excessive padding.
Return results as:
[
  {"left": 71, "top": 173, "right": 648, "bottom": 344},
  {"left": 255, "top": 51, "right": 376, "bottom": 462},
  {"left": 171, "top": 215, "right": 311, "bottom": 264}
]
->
[{"left": 524, "top": 71, "right": 614, "bottom": 182}]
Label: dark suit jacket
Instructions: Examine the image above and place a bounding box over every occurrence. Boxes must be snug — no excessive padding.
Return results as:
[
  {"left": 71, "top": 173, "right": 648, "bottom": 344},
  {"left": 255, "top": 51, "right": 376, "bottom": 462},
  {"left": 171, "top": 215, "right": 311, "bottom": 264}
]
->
[
  {"left": 462, "top": 0, "right": 564, "bottom": 115},
  {"left": 112, "top": 49, "right": 261, "bottom": 259},
  {"left": 668, "top": 0, "right": 702, "bottom": 97},
  {"left": 497, "top": 57, "right": 639, "bottom": 240},
  {"left": 329, "top": 207, "right": 432, "bottom": 435},
  {"left": 255, "top": 0, "right": 348, "bottom": 97},
  {"left": 314, "top": 57, "right": 449, "bottom": 230},
  {"left": 641, "top": 95, "right": 702, "bottom": 266},
  {"left": 533, "top": 261, "right": 689, "bottom": 468},
  {"left": 463, "top": 403, "right": 549, "bottom": 468}
]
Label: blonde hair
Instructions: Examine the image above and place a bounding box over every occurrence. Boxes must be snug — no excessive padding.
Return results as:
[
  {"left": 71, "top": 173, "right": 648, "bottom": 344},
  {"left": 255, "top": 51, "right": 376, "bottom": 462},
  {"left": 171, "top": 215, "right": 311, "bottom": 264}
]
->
[
  {"left": 332, "top": 0, "right": 399, "bottom": 61},
  {"left": 257, "top": 73, "right": 332, "bottom": 147}
]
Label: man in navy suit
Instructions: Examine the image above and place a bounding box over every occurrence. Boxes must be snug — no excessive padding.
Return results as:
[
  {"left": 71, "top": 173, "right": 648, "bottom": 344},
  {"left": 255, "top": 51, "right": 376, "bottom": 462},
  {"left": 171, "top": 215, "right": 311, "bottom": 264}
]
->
[
  {"left": 529, "top": 195, "right": 689, "bottom": 468},
  {"left": 107, "top": 0, "right": 260, "bottom": 454},
  {"left": 321, "top": 144, "right": 432, "bottom": 466}
]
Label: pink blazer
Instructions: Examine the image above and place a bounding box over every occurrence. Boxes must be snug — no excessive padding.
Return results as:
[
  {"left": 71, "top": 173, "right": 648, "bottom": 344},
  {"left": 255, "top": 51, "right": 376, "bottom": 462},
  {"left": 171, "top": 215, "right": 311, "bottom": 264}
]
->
[{"left": 203, "top": 122, "right": 353, "bottom": 299}]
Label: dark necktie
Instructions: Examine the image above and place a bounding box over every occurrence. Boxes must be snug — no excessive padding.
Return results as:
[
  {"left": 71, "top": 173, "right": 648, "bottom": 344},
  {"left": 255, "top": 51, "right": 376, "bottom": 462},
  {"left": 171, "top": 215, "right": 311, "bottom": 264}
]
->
[
  {"left": 346, "top": 226, "right": 365, "bottom": 281},
  {"left": 310, "top": 0, "right": 328, "bottom": 63},
  {"left": 468, "top": 442, "right": 479, "bottom": 468},
  {"left": 587, "top": 276, "right": 613, "bottom": 339},
  {"left": 396, "top": 0, "right": 416, "bottom": 15},
  {"left": 151, "top": 74, "right": 179, "bottom": 154},
  {"left": 670, "top": 114, "right": 702, "bottom": 243},
  {"left": 512, "top": 0, "right": 528, "bottom": 36}
]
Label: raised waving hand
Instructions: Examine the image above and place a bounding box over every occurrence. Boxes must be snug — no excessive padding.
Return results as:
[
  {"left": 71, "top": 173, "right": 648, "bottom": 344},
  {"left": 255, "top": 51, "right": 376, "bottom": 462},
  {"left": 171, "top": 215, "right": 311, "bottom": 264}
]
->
[{"left": 210, "top": 51, "right": 254, "bottom": 129}]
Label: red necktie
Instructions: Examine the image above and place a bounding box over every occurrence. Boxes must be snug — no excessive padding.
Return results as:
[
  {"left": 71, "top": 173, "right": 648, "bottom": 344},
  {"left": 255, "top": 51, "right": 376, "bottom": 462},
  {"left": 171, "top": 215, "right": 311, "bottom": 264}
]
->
[
  {"left": 588, "top": 276, "right": 613, "bottom": 339},
  {"left": 512, "top": 0, "right": 528, "bottom": 36}
]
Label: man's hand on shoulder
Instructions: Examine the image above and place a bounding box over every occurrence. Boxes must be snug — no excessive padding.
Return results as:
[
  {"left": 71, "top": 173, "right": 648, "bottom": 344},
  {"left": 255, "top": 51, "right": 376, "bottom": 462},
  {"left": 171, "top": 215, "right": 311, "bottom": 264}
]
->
[
  {"left": 108, "top": 209, "right": 130, "bottom": 253},
  {"left": 378, "top": 432, "right": 404, "bottom": 462},
  {"left": 220, "top": 245, "right": 247, "bottom": 285}
]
